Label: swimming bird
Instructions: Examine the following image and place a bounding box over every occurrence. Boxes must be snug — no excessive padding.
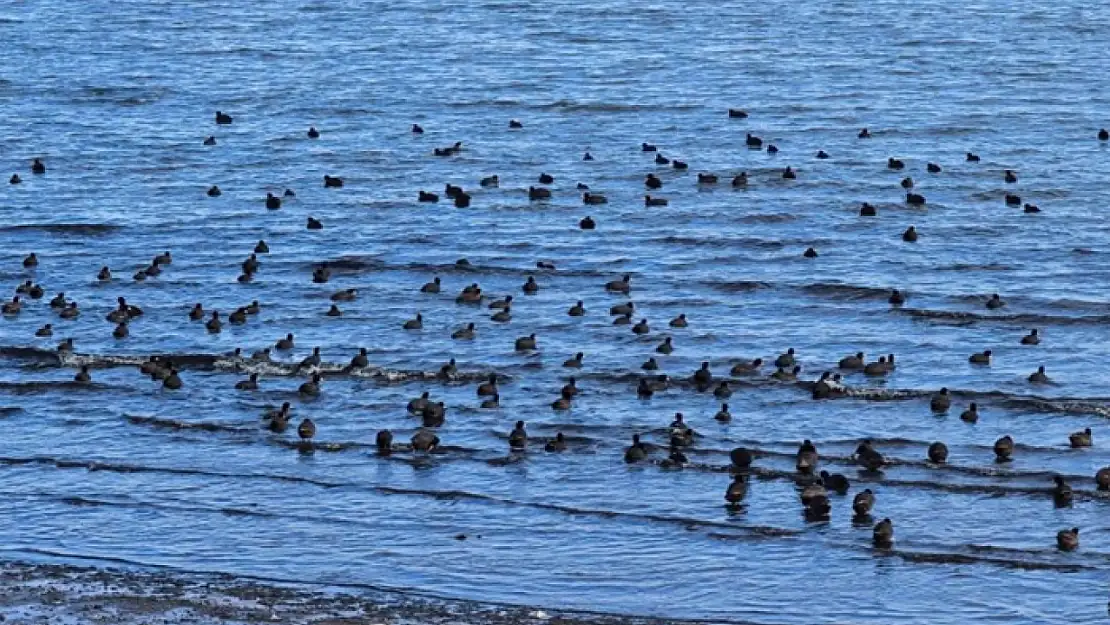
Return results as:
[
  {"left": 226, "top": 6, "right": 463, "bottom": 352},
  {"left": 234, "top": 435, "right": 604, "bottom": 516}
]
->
[
  {"left": 641, "top": 357, "right": 659, "bottom": 370},
  {"left": 1023, "top": 203, "right": 1041, "bottom": 213},
  {"left": 97, "top": 266, "right": 112, "bottom": 281},
  {"left": 1021, "top": 329, "right": 1040, "bottom": 345},
  {"left": 323, "top": 175, "right": 343, "bottom": 188},
  {"left": 803, "top": 247, "right": 818, "bottom": 258},
  {"left": 412, "top": 124, "right": 424, "bottom": 134},
  {"left": 422, "top": 401, "right": 446, "bottom": 427},
  {"left": 724, "top": 474, "right": 747, "bottom": 504},
  {"left": 522, "top": 276, "right": 539, "bottom": 294},
  {"left": 986, "top": 293, "right": 1005, "bottom": 309},
  {"left": 854, "top": 440, "right": 886, "bottom": 471},
  {"left": 568, "top": 300, "right": 586, "bottom": 316},
  {"left": 252, "top": 348, "right": 272, "bottom": 362},
  {"left": 545, "top": 433, "right": 567, "bottom": 452},
  {"left": 1, "top": 297, "right": 21, "bottom": 315},
  {"left": 960, "top": 403, "right": 979, "bottom": 423},
  {"left": 713, "top": 382, "right": 732, "bottom": 398},
  {"left": 966, "top": 151, "right": 980, "bottom": 161},
  {"left": 58, "top": 302, "right": 79, "bottom": 319},
  {"left": 35, "top": 324, "right": 52, "bottom": 337},
  {"left": 692, "top": 361, "right": 712, "bottom": 386},
  {"left": 375, "top": 430, "right": 393, "bottom": 454},
  {"left": 207, "top": 185, "right": 221, "bottom": 197},
  {"left": 245, "top": 300, "right": 261, "bottom": 314},
  {"left": 514, "top": 333, "right": 537, "bottom": 351},
  {"left": 163, "top": 369, "right": 183, "bottom": 390},
  {"left": 418, "top": 191, "right": 439, "bottom": 202},
  {"left": 563, "top": 352, "right": 584, "bottom": 368},
  {"left": 1053, "top": 476, "right": 1073, "bottom": 507},
  {"left": 730, "top": 359, "right": 762, "bottom": 376},
  {"left": 9, "top": 174, "right": 20, "bottom": 184},
  {"left": 276, "top": 333, "right": 295, "bottom": 350},
  {"left": 994, "top": 435, "right": 1014, "bottom": 461},
  {"left": 205, "top": 311, "right": 222, "bottom": 333},
  {"left": 306, "top": 217, "right": 323, "bottom": 230},
  {"left": 927, "top": 162, "right": 941, "bottom": 173},
  {"left": 1057, "top": 527, "right": 1079, "bottom": 551},
  {"left": 624, "top": 434, "right": 647, "bottom": 463},
  {"left": 642, "top": 142, "right": 657, "bottom": 152},
  {"left": 644, "top": 195, "right": 668, "bottom": 207},
  {"left": 697, "top": 173, "right": 718, "bottom": 184},
  {"left": 420, "top": 277, "right": 442, "bottom": 294},
  {"left": 265, "top": 193, "right": 281, "bottom": 209},
  {"left": 820, "top": 470, "right": 850, "bottom": 495},
  {"left": 774, "top": 348, "right": 795, "bottom": 368},
  {"left": 732, "top": 172, "right": 748, "bottom": 187},
  {"left": 307, "top": 126, "right": 319, "bottom": 138},
  {"left": 1097, "top": 467, "right": 1110, "bottom": 491},
  {"left": 745, "top": 133, "right": 762, "bottom": 148},
  {"left": 902, "top": 226, "right": 918, "bottom": 242},
  {"left": 477, "top": 374, "right": 498, "bottom": 396},
  {"left": 297, "top": 418, "right": 316, "bottom": 441},
  {"left": 480, "top": 175, "right": 499, "bottom": 187},
  {"left": 403, "top": 313, "right": 423, "bottom": 330},
  {"left": 901, "top": 177, "right": 914, "bottom": 189},
  {"left": 298, "top": 373, "right": 322, "bottom": 397},
  {"left": 31, "top": 159, "right": 46, "bottom": 174},
  {"left": 838, "top": 352, "right": 865, "bottom": 369},
  {"left": 204, "top": 136, "right": 217, "bottom": 146},
  {"left": 579, "top": 216, "right": 596, "bottom": 229},
  {"left": 863, "top": 356, "right": 889, "bottom": 376},
  {"left": 437, "top": 358, "right": 457, "bottom": 379},
  {"left": 583, "top": 192, "right": 607, "bottom": 205},
  {"left": 887, "top": 157, "right": 904, "bottom": 170},
  {"left": 411, "top": 429, "right": 440, "bottom": 452},
  {"left": 297, "top": 347, "right": 322, "bottom": 371},
  {"left": 1101, "top": 129, "right": 1109, "bottom": 141},
  {"left": 57, "top": 338, "right": 74, "bottom": 353},
  {"left": 632, "top": 319, "right": 650, "bottom": 335},
  {"left": 23, "top": 253, "right": 38, "bottom": 268},
  {"left": 215, "top": 111, "right": 233, "bottom": 124},
  {"left": 969, "top": 350, "right": 992, "bottom": 364},
  {"left": 853, "top": 490, "right": 874, "bottom": 516},
  {"left": 796, "top": 440, "right": 818, "bottom": 474},
  {"left": 491, "top": 307, "right": 511, "bottom": 323},
  {"left": 905, "top": 192, "right": 926, "bottom": 205},
  {"left": 610, "top": 301, "right": 634, "bottom": 316},
  {"left": 1028, "top": 366, "right": 1050, "bottom": 383},
  {"left": 451, "top": 323, "right": 475, "bottom": 340},
  {"left": 858, "top": 128, "right": 871, "bottom": 138},
  {"left": 606, "top": 275, "right": 632, "bottom": 293},
  {"left": 508, "top": 420, "right": 528, "bottom": 450},
  {"left": 654, "top": 154, "right": 669, "bottom": 165},
  {"left": 816, "top": 150, "right": 829, "bottom": 159},
  {"left": 552, "top": 396, "right": 570, "bottom": 411},
  {"left": 1069, "top": 428, "right": 1092, "bottom": 448},
  {"left": 347, "top": 348, "right": 369, "bottom": 370},
  {"left": 636, "top": 378, "right": 654, "bottom": 398},
  {"left": 612, "top": 313, "right": 631, "bottom": 326},
  {"left": 860, "top": 202, "right": 877, "bottom": 216},
  {"left": 873, "top": 518, "right": 894, "bottom": 547},
  {"left": 235, "top": 373, "right": 259, "bottom": 391},
  {"left": 669, "top": 314, "right": 688, "bottom": 328},
  {"left": 74, "top": 365, "right": 91, "bottom": 384},
  {"left": 714, "top": 403, "right": 732, "bottom": 422},
  {"left": 928, "top": 441, "right": 948, "bottom": 463},
  {"left": 930, "top": 388, "right": 951, "bottom": 412},
  {"left": 1004, "top": 169, "right": 1017, "bottom": 184}
]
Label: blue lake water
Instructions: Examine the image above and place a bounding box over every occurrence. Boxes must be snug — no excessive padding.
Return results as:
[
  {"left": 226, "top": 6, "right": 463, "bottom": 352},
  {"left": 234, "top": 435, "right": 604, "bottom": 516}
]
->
[{"left": 1, "top": 0, "right": 1110, "bottom": 622}]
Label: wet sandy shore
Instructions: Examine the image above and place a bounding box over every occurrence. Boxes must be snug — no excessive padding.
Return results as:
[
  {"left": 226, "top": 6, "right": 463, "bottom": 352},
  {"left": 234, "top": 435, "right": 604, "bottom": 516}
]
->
[{"left": 0, "top": 561, "right": 716, "bottom": 625}]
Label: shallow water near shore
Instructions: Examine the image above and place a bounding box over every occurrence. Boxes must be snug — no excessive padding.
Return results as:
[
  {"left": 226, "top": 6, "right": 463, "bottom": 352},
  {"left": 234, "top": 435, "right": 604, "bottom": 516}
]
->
[{"left": 3, "top": 0, "right": 1110, "bottom": 622}]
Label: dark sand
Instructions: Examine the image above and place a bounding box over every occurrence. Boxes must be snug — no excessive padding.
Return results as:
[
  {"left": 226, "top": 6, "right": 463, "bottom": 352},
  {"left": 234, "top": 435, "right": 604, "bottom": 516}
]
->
[{"left": 0, "top": 562, "right": 716, "bottom": 625}]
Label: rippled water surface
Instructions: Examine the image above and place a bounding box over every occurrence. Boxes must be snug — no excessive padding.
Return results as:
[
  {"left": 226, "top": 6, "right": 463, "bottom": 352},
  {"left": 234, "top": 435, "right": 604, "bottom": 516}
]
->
[{"left": 2, "top": 0, "right": 1110, "bottom": 622}]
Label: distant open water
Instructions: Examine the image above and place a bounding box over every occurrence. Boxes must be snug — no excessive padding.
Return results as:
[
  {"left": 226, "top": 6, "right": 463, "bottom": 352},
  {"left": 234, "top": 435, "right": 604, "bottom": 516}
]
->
[{"left": 2, "top": 0, "right": 1110, "bottom": 622}]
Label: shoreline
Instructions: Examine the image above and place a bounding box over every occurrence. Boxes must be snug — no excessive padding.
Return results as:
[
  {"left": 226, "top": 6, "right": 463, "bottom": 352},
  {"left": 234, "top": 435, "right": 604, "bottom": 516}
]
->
[{"left": 0, "top": 560, "right": 729, "bottom": 625}]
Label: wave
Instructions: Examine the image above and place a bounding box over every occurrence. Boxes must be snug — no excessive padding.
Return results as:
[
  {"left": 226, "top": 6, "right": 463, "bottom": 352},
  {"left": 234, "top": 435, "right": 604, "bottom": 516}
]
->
[
  {"left": 895, "top": 307, "right": 1110, "bottom": 326},
  {"left": 125, "top": 415, "right": 254, "bottom": 434},
  {"left": 800, "top": 282, "right": 892, "bottom": 301},
  {"left": 0, "top": 223, "right": 122, "bottom": 235}
]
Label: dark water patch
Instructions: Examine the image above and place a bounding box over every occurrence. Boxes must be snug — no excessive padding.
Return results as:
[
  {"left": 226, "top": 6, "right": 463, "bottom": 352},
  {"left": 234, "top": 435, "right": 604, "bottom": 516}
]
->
[
  {"left": 895, "top": 307, "right": 1110, "bottom": 326},
  {"left": 936, "top": 263, "right": 1013, "bottom": 271},
  {"left": 125, "top": 415, "right": 254, "bottom": 434},
  {"left": 703, "top": 279, "right": 772, "bottom": 293},
  {"left": 887, "top": 549, "right": 1090, "bottom": 571},
  {"left": 0, "top": 224, "right": 122, "bottom": 235},
  {"left": 800, "top": 282, "right": 891, "bottom": 301}
]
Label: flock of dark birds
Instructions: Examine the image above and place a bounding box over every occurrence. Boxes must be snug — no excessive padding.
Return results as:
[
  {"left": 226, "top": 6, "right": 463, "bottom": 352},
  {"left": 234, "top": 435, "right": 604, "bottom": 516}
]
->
[{"left": 7, "top": 111, "right": 1110, "bottom": 555}]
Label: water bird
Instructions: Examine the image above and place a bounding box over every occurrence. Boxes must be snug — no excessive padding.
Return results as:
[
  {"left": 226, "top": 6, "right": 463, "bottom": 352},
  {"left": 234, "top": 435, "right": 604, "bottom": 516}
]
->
[
  {"left": 901, "top": 177, "right": 913, "bottom": 189},
  {"left": 403, "top": 313, "right": 423, "bottom": 330},
  {"left": 672, "top": 159, "right": 689, "bottom": 170},
  {"left": 853, "top": 490, "right": 874, "bottom": 516},
  {"left": 803, "top": 247, "right": 818, "bottom": 258},
  {"left": 265, "top": 193, "right": 281, "bottom": 209},
  {"left": 645, "top": 173, "right": 662, "bottom": 189},
  {"left": 745, "top": 133, "right": 762, "bottom": 148},
  {"left": 854, "top": 440, "right": 886, "bottom": 471},
  {"left": 642, "top": 143, "right": 657, "bottom": 152},
  {"left": 1028, "top": 366, "right": 1050, "bottom": 383},
  {"left": 624, "top": 434, "right": 647, "bottom": 463},
  {"left": 816, "top": 150, "right": 829, "bottom": 159},
  {"left": 731, "top": 359, "right": 762, "bottom": 375},
  {"left": 724, "top": 474, "right": 747, "bottom": 504},
  {"left": 323, "top": 175, "right": 343, "bottom": 188},
  {"left": 163, "top": 369, "right": 183, "bottom": 390},
  {"left": 563, "top": 352, "right": 584, "bottom": 368},
  {"left": 451, "top": 323, "right": 475, "bottom": 339},
  {"left": 930, "top": 388, "right": 950, "bottom": 412},
  {"left": 655, "top": 154, "right": 670, "bottom": 165},
  {"left": 960, "top": 403, "right": 979, "bottom": 423},
  {"left": 669, "top": 314, "right": 688, "bottom": 328},
  {"left": 204, "top": 136, "right": 216, "bottom": 145},
  {"left": 820, "top": 470, "right": 850, "bottom": 495},
  {"left": 858, "top": 128, "right": 871, "bottom": 138},
  {"left": 732, "top": 172, "right": 748, "bottom": 187},
  {"left": 1057, "top": 527, "right": 1079, "bottom": 551},
  {"left": 1053, "top": 476, "right": 1073, "bottom": 506},
  {"left": 605, "top": 275, "right": 632, "bottom": 293},
  {"left": 928, "top": 441, "right": 948, "bottom": 463},
  {"left": 215, "top": 111, "right": 233, "bottom": 124},
  {"left": 714, "top": 404, "right": 732, "bottom": 422},
  {"left": 889, "top": 289, "right": 905, "bottom": 305},
  {"left": 642, "top": 357, "right": 659, "bottom": 370},
  {"left": 97, "top": 267, "right": 111, "bottom": 281},
  {"left": 514, "top": 333, "right": 537, "bottom": 350},
  {"left": 412, "top": 429, "right": 440, "bottom": 452},
  {"left": 276, "top": 333, "right": 295, "bottom": 350},
  {"left": 1005, "top": 193, "right": 1021, "bottom": 206},
  {"left": 1021, "top": 329, "right": 1040, "bottom": 345},
  {"left": 986, "top": 294, "right": 1005, "bottom": 309},
  {"left": 782, "top": 166, "right": 796, "bottom": 179},
  {"left": 873, "top": 518, "right": 894, "bottom": 547},
  {"left": 839, "top": 352, "right": 865, "bottom": 369},
  {"left": 545, "top": 433, "right": 567, "bottom": 452},
  {"left": 35, "top": 324, "right": 52, "bottom": 337},
  {"left": 771, "top": 365, "right": 800, "bottom": 381},
  {"left": 207, "top": 185, "right": 221, "bottom": 197},
  {"left": 421, "top": 277, "right": 441, "bottom": 293},
  {"left": 927, "top": 163, "right": 941, "bottom": 173},
  {"left": 994, "top": 435, "right": 1014, "bottom": 461},
  {"left": 968, "top": 350, "right": 992, "bottom": 364},
  {"left": 528, "top": 186, "right": 551, "bottom": 200},
  {"left": 887, "top": 158, "right": 904, "bottom": 170},
  {"left": 796, "top": 440, "right": 818, "bottom": 473},
  {"left": 298, "top": 373, "right": 322, "bottom": 396},
  {"left": 236, "top": 373, "right": 259, "bottom": 391},
  {"left": 906, "top": 192, "right": 926, "bottom": 205},
  {"left": 568, "top": 300, "right": 586, "bottom": 316},
  {"left": 1070, "top": 428, "right": 1092, "bottom": 448},
  {"left": 901, "top": 225, "right": 919, "bottom": 241},
  {"left": 1100, "top": 129, "right": 1109, "bottom": 141},
  {"left": 579, "top": 216, "right": 596, "bottom": 229}
]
